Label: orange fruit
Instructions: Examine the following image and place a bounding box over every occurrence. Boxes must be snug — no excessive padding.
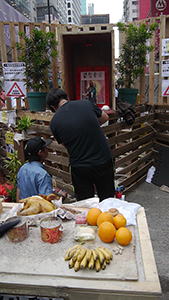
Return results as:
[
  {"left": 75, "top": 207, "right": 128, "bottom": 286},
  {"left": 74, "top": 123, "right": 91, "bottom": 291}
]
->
[
  {"left": 98, "top": 221, "right": 116, "bottom": 243},
  {"left": 97, "top": 211, "right": 114, "bottom": 227},
  {"left": 86, "top": 207, "right": 102, "bottom": 226},
  {"left": 113, "top": 213, "right": 126, "bottom": 229},
  {"left": 116, "top": 227, "right": 132, "bottom": 246}
]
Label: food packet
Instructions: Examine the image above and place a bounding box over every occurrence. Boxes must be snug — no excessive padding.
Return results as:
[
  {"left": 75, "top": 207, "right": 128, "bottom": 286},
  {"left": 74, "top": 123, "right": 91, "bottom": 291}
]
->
[{"left": 73, "top": 225, "right": 96, "bottom": 242}]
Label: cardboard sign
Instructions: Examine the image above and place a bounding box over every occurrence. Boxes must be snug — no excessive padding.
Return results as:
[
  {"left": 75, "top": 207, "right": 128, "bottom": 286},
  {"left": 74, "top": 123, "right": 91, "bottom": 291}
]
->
[{"left": 162, "top": 80, "right": 169, "bottom": 96}]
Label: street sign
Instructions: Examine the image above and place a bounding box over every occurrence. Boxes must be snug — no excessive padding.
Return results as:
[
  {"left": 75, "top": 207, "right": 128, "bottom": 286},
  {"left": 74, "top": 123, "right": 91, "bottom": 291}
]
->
[
  {"left": 2, "top": 62, "right": 26, "bottom": 80},
  {"left": 162, "top": 80, "right": 169, "bottom": 96},
  {"left": 162, "top": 38, "right": 169, "bottom": 56},
  {"left": 4, "top": 81, "right": 26, "bottom": 97},
  {"left": 161, "top": 60, "right": 169, "bottom": 77}
]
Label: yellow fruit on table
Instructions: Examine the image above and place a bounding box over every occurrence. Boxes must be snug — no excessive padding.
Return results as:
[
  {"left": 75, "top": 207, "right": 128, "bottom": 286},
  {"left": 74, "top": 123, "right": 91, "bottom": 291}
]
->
[
  {"left": 98, "top": 221, "right": 116, "bottom": 243},
  {"left": 116, "top": 227, "right": 132, "bottom": 246},
  {"left": 113, "top": 213, "right": 126, "bottom": 229},
  {"left": 87, "top": 207, "right": 102, "bottom": 226},
  {"left": 97, "top": 211, "right": 114, "bottom": 227}
]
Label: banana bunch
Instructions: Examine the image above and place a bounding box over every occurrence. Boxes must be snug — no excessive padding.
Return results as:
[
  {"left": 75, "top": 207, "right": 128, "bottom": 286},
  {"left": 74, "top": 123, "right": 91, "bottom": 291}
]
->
[{"left": 64, "top": 245, "right": 113, "bottom": 272}]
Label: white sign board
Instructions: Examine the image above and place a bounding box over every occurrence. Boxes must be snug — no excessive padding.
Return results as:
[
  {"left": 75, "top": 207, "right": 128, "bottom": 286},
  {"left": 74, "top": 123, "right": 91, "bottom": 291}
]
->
[
  {"left": 162, "top": 39, "right": 169, "bottom": 56},
  {"left": 2, "top": 62, "right": 26, "bottom": 80},
  {"left": 161, "top": 60, "right": 169, "bottom": 77},
  {"left": 4, "top": 81, "right": 26, "bottom": 97},
  {"left": 162, "top": 80, "right": 169, "bottom": 96}
]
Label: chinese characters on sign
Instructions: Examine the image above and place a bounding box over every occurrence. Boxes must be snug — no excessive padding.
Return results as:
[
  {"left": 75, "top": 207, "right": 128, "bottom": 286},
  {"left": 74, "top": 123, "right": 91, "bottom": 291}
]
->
[{"left": 2, "top": 62, "right": 26, "bottom": 97}]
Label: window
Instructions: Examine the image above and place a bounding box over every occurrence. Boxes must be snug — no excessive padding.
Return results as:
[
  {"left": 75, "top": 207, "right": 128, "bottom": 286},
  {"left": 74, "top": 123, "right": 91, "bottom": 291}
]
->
[
  {"left": 68, "top": 10, "right": 71, "bottom": 15},
  {"left": 68, "top": 2, "right": 71, "bottom": 7},
  {"left": 68, "top": 17, "right": 71, "bottom": 22}
]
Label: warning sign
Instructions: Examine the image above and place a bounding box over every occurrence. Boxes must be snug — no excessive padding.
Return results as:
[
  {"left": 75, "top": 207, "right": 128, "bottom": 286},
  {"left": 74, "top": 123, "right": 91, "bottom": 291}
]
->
[
  {"left": 4, "top": 81, "right": 26, "bottom": 97},
  {"left": 162, "top": 80, "right": 169, "bottom": 96}
]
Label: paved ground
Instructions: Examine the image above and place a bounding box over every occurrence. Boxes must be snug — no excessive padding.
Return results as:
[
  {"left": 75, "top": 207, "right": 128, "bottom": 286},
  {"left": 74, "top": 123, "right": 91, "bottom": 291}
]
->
[{"left": 126, "top": 181, "right": 169, "bottom": 300}]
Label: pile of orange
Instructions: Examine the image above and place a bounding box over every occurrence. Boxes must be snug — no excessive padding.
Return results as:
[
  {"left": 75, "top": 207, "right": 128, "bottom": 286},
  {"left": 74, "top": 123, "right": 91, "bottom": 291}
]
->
[
  {"left": 97, "top": 211, "right": 114, "bottom": 227},
  {"left": 113, "top": 213, "right": 126, "bottom": 229},
  {"left": 98, "top": 221, "right": 116, "bottom": 243},
  {"left": 86, "top": 208, "right": 132, "bottom": 246},
  {"left": 86, "top": 207, "right": 102, "bottom": 226}
]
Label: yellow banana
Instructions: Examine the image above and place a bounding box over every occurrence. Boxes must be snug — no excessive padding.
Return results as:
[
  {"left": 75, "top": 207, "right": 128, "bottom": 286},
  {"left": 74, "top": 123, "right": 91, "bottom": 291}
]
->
[
  {"left": 69, "top": 257, "right": 75, "bottom": 268},
  {"left": 85, "top": 249, "right": 92, "bottom": 263},
  {"left": 96, "top": 248, "right": 105, "bottom": 266},
  {"left": 92, "top": 249, "right": 98, "bottom": 262},
  {"left": 72, "top": 248, "right": 82, "bottom": 263},
  {"left": 65, "top": 245, "right": 81, "bottom": 259},
  {"left": 76, "top": 248, "right": 87, "bottom": 262},
  {"left": 65, "top": 245, "right": 82, "bottom": 261},
  {"left": 88, "top": 252, "right": 95, "bottom": 270},
  {"left": 80, "top": 251, "right": 88, "bottom": 269},
  {"left": 95, "top": 258, "right": 101, "bottom": 272},
  {"left": 105, "top": 258, "right": 111, "bottom": 264},
  {"left": 97, "top": 247, "right": 111, "bottom": 261},
  {"left": 101, "top": 259, "right": 107, "bottom": 270},
  {"left": 74, "top": 259, "right": 81, "bottom": 272},
  {"left": 99, "top": 247, "right": 113, "bottom": 260}
]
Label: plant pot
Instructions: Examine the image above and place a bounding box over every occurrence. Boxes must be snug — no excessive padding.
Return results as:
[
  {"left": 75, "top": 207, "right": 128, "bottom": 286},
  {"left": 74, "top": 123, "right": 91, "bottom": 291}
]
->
[
  {"left": 27, "top": 92, "right": 47, "bottom": 112},
  {"left": 118, "top": 88, "right": 138, "bottom": 107}
]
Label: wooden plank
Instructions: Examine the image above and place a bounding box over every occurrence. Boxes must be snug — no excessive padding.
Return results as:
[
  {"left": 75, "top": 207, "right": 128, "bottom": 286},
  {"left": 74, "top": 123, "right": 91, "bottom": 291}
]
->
[
  {"left": 148, "top": 18, "right": 155, "bottom": 105},
  {"left": 119, "top": 160, "right": 153, "bottom": 188},
  {"left": 155, "top": 112, "right": 169, "bottom": 121},
  {"left": 154, "top": 122, "right": 169, "bottom": 131},
  {"left": 0, "top": 21, "right": 7, "bottom": 62},
  {"left": 111, "top": 28, "right": 115, "bottom": 110},
  {"left": 46, "top": 152, "right": 69, "bottom": 167},
  {"left": 155, "top": 132, "right": 169, "bottom": 143},
  {"left": 115, "top": 141, "right": 153, "bottom": 168},
  {"left": 9, "top": 22, "right": 18, "bottom": 62},
  {"left": 158, "top": 15, "right": 166, "bottom": 105},
  {"left": 116, "top": 151, "right": 153, "bottom": 176},
  {"left": 51, "top": 24, "right": 58, "bottom": 89},
  {"left": 108, "top": 124, "right": 153, "bottom": 146},
  {"left": 124, "top": 174, "right": 147, "bottom": 194},
  {"left": 112, "top": 132, "right": 155, "bottom": 158},
  {"left": 45, "top": 164, "right": 71, "bottom": 184}
]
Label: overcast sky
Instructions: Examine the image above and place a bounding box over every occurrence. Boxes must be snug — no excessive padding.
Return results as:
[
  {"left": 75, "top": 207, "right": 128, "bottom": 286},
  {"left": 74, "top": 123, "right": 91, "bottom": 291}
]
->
[{"left": 86, "top": 0, "right": 123, "bottom": 57}]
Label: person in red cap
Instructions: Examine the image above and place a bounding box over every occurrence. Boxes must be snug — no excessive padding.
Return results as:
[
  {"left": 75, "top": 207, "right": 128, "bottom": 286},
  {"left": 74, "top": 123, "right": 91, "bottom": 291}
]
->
[{"left": 16, "top": 136, "right": 53, "bottom": 201}]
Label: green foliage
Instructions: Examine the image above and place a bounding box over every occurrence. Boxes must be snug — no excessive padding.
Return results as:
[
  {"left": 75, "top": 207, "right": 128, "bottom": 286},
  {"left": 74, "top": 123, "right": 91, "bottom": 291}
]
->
[
  {"left": 117, "top": 22, "right": 158, "bottom": 89},
  {"left": 16, "top": 28, "right": 57, "bottom": 92},
  {"left": 16, "top": 115, "right": 35, "bottom": 132},
  {"left": 3, "top": 150, "right": 23, "bottom": 202}
]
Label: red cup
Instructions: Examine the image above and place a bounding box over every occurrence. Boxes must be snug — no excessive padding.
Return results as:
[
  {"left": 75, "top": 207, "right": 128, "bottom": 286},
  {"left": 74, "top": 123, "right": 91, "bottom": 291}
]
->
[{"left": 40, "top": 216, "right": 63, "bottom": 244}]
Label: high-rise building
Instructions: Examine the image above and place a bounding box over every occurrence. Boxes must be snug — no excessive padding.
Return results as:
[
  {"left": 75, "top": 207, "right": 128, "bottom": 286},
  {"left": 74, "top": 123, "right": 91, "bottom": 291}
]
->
[
  {"left": 81, "top": 0, "right": 87, "bottom": 15},
  {"left": 3, "top": 0, "right": 35, "bottom": 22},
  {"left": 88, "top": 3, "right": 94, "bottom": 15},
  {"left": 67, "top": 0, "right": 81, "bottom": 24},
  {"left": 123, "top": 0, "right": 138, "bottom": 22},
  {"left": 36, "top": 0, "right": 67, "bottom": 24}
]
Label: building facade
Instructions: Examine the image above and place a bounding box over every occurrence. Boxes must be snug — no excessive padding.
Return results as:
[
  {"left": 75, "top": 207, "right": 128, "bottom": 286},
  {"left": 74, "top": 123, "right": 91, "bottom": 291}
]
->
[
  {"left": 67, "top": 0, "right": 81, "bottom": 24},
  {"left": 3, "top": 0, "right": 33, "bottom": 21},
  {"left": 81, "top": 0, "right": 87, "bottom": 15},
  {"left": 36, "top": 0, "right": 67, "bottom": 24},
  {"left": 88, "top": 3, "right": 94, "bottom": 15}
]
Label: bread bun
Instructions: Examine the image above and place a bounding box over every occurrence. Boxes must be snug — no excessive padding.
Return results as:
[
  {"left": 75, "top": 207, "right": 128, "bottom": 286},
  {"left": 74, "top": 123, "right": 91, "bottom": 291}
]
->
[{"left": 108, "top": 208, "right": 119, "bottom": 217}]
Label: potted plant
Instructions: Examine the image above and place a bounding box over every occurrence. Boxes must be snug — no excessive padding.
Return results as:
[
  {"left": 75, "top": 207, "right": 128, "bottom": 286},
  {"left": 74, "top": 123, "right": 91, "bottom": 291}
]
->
[
  {"left": 16, "top": 115, "right": 35, "bottom": 138},
  {"left": 3, "top": 150, "right": 23, "bottom": 202},
  {"left": 16, "top": 28, "right": 57, "bottom": 112},
  {"left": 117, "top": 21, "right": 158, "bottom": 106}
]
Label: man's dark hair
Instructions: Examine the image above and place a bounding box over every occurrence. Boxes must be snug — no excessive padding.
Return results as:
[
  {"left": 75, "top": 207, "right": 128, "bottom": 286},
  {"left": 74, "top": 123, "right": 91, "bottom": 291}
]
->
[
  {"left": 46, "top": 88, "right": 68, "bottom": 112},
  {"left": 27, "top": 148, "right": 45, "bottom": 162}
]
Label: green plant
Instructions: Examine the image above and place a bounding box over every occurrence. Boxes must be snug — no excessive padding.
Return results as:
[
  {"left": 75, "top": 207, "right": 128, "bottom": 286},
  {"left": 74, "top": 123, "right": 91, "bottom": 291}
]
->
[
  {"left": 16, "top": 28, "right": 57, "bottom": 92},
  {"left": 16, "top": 115, "right": 35, "bottom": 132},
  {"left": 3, "top": 150, "right": 23, "bottom": 202},
  {"left": 117, "top": 22, "right": 158, "bottom": 89}
]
